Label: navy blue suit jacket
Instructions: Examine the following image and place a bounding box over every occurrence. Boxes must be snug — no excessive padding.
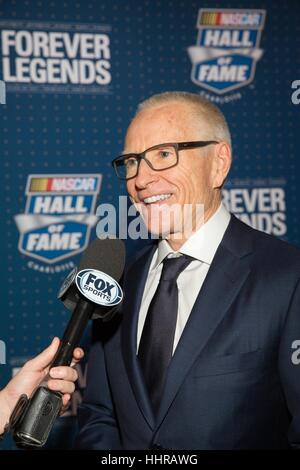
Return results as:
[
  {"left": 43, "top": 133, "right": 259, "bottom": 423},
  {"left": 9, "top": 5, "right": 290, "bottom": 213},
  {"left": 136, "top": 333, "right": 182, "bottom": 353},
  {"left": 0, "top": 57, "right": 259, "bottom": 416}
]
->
[{"left": 76, "top": 215, "right": 300, "bottom": 449}]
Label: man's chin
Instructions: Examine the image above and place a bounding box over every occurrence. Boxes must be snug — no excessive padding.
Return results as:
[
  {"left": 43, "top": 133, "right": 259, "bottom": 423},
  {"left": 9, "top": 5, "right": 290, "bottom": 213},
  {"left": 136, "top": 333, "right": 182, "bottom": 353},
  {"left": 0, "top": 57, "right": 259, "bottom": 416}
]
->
[
  {"left": 146, "top": 222, "right": 188, "bottom": 242},
  {"left": 144, "top": 222, "right": 172, "bottom": 240},
  {"left": 135, "top": 201, "right": 204, "bottom": 241}
]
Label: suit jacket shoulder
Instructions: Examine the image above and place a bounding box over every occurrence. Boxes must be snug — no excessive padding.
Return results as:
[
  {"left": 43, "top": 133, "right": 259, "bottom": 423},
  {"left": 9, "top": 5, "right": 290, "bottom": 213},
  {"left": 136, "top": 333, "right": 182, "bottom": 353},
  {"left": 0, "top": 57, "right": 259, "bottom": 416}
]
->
[{"left": 225, "top": 215, "right": 300, "bottom": 277}]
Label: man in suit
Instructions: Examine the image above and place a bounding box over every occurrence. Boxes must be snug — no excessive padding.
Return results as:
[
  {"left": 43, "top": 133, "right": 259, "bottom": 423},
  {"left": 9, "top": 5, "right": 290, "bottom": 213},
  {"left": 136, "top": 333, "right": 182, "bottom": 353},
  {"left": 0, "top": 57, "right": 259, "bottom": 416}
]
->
[{"left": 76, "top": 92, "right": 300, "bottom": 449}]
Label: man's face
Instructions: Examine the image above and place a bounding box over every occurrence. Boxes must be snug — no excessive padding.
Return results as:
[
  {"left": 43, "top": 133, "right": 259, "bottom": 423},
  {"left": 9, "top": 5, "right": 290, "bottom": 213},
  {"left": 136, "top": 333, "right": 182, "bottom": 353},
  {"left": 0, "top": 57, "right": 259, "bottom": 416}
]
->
[{"left": 125, "top": 102, "right": 222, "bottom": 239}]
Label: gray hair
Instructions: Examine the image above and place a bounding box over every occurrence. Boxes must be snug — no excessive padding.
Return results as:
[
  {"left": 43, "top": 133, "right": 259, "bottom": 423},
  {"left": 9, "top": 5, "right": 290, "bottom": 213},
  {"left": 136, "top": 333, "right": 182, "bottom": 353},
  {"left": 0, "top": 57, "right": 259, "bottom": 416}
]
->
[{"left": 136, "top": 91, "right": 232, "bottom": 149}]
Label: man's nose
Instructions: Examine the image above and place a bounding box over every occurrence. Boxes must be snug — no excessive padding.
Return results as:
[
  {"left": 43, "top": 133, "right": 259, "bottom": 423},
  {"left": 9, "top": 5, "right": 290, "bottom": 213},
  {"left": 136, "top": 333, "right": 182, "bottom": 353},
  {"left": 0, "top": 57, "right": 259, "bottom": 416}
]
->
[{"left": 134, "top": 158, "right": 158, "bottom": 188}]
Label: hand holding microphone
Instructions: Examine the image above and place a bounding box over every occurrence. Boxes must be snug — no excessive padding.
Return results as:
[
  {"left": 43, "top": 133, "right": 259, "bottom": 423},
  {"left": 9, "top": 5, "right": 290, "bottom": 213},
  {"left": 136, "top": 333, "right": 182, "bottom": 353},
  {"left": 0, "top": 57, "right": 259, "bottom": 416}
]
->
[
  {"left": 0, "top": 338, "right": 83, "bottom": 437},
  {"left": 9, "top": 238, "right": 125, "bottom": 447}
]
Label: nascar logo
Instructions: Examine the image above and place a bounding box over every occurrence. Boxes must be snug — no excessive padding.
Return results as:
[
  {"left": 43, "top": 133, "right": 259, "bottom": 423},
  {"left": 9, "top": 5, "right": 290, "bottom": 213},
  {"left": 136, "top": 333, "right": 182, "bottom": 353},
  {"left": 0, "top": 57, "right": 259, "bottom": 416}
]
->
[
  {"left": 14, "top": 174, "right": 102, "bottom": 264},
  {"left": 188, "top": 8, "right": 266, "bottom": 94}
]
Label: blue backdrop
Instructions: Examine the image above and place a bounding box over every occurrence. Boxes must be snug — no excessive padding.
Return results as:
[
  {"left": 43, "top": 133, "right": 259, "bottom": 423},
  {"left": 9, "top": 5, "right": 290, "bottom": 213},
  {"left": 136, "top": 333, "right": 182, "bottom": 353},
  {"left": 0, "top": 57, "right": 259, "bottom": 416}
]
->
[{"left": 0, "top": 0, "right": 299, "bottom": 449}]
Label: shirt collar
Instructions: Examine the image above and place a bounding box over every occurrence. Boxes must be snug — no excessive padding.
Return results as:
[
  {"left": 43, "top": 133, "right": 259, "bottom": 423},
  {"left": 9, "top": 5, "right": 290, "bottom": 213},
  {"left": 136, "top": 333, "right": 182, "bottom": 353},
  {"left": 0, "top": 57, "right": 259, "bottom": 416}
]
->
[{"left": 153, "top": 203, "right": 231, "bottom": 269}]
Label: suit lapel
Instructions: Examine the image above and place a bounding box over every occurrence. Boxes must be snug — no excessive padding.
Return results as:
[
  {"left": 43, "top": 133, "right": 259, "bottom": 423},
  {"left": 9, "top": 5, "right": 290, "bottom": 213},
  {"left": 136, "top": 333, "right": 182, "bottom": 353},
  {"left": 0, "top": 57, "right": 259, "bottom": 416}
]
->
[
  {"left": 121, "top": 244, "right": 157, "bottom": 429},
  {"left": 155, "top": 216, "right": 254, "bottom": 426}
]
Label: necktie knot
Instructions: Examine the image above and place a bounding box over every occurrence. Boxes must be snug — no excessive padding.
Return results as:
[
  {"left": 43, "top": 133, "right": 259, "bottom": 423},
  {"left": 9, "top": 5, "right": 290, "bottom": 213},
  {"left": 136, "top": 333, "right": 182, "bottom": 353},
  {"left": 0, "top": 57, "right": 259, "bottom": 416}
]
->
[{"left": 160, "top": 254, "right": 193, "bottom": 282}]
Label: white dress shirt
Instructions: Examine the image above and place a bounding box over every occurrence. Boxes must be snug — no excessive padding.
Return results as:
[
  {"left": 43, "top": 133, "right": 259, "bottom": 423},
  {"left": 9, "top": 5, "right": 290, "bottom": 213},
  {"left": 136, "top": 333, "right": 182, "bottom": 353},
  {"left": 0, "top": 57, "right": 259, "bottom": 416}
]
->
[{"left": 137, "top": 203, "right": 231, "bottom": 354}]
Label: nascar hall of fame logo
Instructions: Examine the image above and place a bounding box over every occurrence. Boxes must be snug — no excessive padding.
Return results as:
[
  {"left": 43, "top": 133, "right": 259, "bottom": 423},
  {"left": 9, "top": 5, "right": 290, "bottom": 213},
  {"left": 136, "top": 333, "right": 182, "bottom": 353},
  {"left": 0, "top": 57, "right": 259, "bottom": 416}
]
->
[
  {"left": 14, "top": 174, "right": 102, "bottom": 272},
  {"left": 188, "top": 9, "right": 266, "bottom": 96},
  {"left": 0, "top": 20, "right": 112, "bottom": 94}
]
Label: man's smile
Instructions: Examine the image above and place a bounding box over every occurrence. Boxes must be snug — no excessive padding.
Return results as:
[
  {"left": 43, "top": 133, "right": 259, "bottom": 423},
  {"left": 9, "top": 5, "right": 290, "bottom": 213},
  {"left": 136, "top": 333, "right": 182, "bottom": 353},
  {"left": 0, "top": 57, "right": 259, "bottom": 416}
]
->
[{"left": 141, "top": 193, "right": 173, "bottom": 204}]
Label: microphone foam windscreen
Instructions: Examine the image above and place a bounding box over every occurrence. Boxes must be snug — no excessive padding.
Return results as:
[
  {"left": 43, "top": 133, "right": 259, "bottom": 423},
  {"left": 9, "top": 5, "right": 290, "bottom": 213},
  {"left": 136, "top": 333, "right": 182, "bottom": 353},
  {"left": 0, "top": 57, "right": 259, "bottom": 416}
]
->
[{"left": 78, "top": 238, "right": 126, "bottom": 281}]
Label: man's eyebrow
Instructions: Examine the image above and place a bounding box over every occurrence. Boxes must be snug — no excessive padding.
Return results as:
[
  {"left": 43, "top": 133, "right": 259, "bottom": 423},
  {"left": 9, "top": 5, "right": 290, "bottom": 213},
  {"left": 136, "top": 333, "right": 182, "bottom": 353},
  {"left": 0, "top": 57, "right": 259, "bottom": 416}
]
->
[{"left": 121, "top": 149, "right": 137, "bottom": 155}]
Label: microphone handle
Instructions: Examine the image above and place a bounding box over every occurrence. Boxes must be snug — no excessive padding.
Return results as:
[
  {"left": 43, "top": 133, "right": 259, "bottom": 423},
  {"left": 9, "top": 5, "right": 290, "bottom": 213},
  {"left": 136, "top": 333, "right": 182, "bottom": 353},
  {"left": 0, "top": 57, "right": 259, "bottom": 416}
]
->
[
  {"left": 12, "top": 297, "right": 95, "bottom": 448},
  {"left": 51, "top": 297, "right": 95, "bottom": 367}
]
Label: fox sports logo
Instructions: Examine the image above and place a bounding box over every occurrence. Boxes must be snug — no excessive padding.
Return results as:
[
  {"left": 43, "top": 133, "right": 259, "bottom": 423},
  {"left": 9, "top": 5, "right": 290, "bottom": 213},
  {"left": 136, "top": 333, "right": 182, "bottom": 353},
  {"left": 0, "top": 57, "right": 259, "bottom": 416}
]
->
[{"left": 76, "top": 269, "right": 123, "bottom": 306}]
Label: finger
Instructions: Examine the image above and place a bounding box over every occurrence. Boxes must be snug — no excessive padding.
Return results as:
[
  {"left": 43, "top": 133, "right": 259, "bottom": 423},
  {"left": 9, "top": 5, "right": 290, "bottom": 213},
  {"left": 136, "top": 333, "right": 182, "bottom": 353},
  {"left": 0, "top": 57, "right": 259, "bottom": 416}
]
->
[
  {"left": 49, "top": 366, "right": 78, "bottom": 382},
  {"left": 73, "top": 347, "right": 84, "bottom": 359},
  {"left": 26, "top": 337, "right": 60, "bottom": 371},
  {"left": 47, "top": 379, "right": 75, "bottom": 395},
  {"left": 70, "top": 347, "right": 84, "bottom": 367},
  {"left": 61, "top": 394, "right": 71, "bottom": 409}
]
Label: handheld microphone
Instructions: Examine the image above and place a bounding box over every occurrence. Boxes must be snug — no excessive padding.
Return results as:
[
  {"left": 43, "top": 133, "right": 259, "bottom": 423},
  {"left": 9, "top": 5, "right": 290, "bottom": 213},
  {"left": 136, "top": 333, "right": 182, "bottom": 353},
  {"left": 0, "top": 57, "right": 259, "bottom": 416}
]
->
[{"left": 11, "top": 238, "right": 125, "bottom": 448}]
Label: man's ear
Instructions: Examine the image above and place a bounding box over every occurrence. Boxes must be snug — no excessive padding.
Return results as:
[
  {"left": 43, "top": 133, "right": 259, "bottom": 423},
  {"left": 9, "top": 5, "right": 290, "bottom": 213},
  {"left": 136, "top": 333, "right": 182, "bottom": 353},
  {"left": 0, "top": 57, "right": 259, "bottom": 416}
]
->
[{"left": 212, "top": 142, "right": 232, "bottom": 189}]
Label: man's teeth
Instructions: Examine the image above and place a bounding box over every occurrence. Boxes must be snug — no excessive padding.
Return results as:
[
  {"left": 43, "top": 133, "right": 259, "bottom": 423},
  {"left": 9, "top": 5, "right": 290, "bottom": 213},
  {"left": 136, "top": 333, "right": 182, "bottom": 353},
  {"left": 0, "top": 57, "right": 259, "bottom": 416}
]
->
[{"left": 143, "top": 193, "right": 172, "bottom": 204}]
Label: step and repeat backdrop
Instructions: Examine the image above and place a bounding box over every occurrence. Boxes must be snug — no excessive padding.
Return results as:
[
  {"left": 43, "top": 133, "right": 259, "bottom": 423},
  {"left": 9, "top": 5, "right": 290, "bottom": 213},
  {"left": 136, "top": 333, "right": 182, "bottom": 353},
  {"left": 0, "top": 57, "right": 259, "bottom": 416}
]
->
[{"left": 0, "top": 0, "right": 299, "bottom": 449}]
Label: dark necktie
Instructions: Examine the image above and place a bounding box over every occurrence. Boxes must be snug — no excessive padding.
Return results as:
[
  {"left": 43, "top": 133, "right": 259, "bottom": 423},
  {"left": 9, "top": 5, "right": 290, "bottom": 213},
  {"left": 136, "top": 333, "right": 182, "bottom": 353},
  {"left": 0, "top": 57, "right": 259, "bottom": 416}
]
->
[{"left": 138, "top": 254, "right": 193, "bottom": 414}]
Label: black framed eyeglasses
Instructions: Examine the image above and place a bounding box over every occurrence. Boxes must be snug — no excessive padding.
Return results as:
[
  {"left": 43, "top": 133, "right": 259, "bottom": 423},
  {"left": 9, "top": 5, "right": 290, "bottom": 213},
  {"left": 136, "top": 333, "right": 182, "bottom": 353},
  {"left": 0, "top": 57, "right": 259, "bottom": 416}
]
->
[{"left": 111, "top": 140, "right": 219, "bottom": 180}]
